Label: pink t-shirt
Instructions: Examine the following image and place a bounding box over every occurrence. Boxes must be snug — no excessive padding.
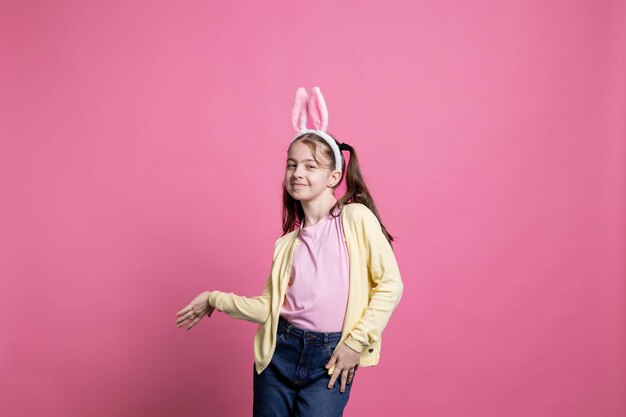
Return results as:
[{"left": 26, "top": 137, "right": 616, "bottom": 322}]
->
[{"left": 280, "top": 207, "right": 350, "bottom": 332}]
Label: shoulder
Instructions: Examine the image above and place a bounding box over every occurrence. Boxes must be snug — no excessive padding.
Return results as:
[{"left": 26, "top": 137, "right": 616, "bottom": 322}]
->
[
  {"left": 269, "top": 231, "right": 298, "bottom": 261},
  {"left": 342, "top": 203, "right": 379, "bottom": 224},
  {"left": 342, "top": 202, "right": 368, "bottom": 217},
  {"left": 274, "top": 230, "right": 298, "bottom": 247}
]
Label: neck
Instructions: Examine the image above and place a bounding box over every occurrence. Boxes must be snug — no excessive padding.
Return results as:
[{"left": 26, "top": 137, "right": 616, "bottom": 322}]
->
[{"left": 300, "top": 194, "right": 338, "bottom": 228}]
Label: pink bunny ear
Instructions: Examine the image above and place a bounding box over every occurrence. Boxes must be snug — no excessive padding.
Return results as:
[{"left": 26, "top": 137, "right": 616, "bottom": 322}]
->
[
  {"left": 291, "top": 87, "right": 309, "bottom": 132},
  {"left": 307, "top": 86, "right": 329, "bottom": 132}
]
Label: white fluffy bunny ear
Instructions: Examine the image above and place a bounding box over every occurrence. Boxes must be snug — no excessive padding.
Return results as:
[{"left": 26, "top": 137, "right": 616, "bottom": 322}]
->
[
  {"left": 307, "top": 86, "right": 329, "bottom": 132},
  {"left": 291, "top": 87, "right": 309, "bottom": 132}
]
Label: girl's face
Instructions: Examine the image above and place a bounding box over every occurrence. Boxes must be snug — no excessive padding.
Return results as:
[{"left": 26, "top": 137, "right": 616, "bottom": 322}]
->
[{"left": 285, "top": 141, "right": 338, "bottom": 203}]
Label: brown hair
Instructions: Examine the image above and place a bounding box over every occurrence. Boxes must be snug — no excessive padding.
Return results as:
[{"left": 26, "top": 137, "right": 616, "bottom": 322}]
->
[{"left": 281, "top": 133, "right": 395, "bottom": 246}]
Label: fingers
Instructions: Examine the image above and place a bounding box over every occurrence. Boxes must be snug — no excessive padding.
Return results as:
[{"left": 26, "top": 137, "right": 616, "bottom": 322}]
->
[
  {"left": 347, "top": 368, "right": 355, "bottom": 385},
  {"left": 184, "top": 314, "right": 203, "bottom": 330},
  {"left": 176, "top": 307, "right": 209, "bottom": 329},
  {"left": 325, "top": 355, "right": 339, "bottom": 388},
  {"left": 176, "top": 294, "right": 214, "bottom": 330},
  {"left": 326, "top": 345, "right": 359, "bottom": 392},
  {"left": 328, "top": 368, "right": 340, "bottom": 389},
  {"left": 340, "top": 368, "right": 348, "bottom": 393},
  {"left": 177, "top": 316, "right": 192, "bottom": 329},
  {"left": 176, "top": 310, "right": 195, "bottom": 326},
  {"left": 328, "top": 366, "right": 356, "bottom": 392},
  {"left": 176, "top": 305, "right": 192, "bottom": 317},
  {"left": 325, "top": 353, "right": 337, "bottom": 371}
]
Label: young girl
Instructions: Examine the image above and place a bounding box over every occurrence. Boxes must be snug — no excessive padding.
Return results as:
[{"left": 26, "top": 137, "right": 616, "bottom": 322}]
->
[{"left": 176, "top": 86, "right": 404, "bottom": 417}]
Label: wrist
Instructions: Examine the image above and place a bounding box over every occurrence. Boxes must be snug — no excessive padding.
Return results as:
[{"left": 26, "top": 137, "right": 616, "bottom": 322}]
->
[
  {"left": 207, "top": 291, "right": 218, "bottom": 309},
  {"left": 344, "top": 343, "right": 361, "bottom": 354},
  {"left": 343, "top": 336, "right": 365, "bottom": 354}
]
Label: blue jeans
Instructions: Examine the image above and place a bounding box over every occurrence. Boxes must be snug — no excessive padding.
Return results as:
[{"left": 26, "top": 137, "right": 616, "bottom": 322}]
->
[{"left": 253, "top": 315, "right": 356, "bottom": 417}]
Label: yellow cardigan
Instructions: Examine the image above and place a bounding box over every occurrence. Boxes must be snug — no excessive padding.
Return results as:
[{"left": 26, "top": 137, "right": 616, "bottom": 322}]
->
[{"left": 208, "top": 203, "right": 404, "bottom": 375}]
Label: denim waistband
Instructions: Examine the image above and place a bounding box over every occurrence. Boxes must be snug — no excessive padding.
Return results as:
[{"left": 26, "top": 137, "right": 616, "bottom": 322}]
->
[{"left": 278, "top": 315, "right": 342, "bottom": 346}]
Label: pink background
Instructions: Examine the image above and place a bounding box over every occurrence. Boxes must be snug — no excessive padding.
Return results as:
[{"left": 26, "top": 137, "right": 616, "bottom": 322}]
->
[{"left": 1, "top": 1, "right": 624, "bottom": 416}]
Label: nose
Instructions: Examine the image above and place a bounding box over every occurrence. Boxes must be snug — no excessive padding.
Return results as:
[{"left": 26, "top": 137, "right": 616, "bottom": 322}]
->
[{"left": 292, "top": 165, "right": 305, "bottom": 179}]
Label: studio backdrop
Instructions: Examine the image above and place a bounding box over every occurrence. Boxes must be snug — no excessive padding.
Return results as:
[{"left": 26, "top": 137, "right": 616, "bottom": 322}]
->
[{"left": 1, "top": 1, "right": 624, "bottom": 416}]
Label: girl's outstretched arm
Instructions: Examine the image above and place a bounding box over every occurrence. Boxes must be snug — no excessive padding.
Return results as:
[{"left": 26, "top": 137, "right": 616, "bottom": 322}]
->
[
  {"left": 343, "top": 206, "right": 405, "bottom": 353},
  {"left": 207, "top": 272, "right": 273, "bottom": 324}
]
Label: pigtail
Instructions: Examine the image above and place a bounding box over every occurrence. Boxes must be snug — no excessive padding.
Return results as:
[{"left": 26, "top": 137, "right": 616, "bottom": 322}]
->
[{"left": 334, "top": 141, "right": 395, "bottom": 246}]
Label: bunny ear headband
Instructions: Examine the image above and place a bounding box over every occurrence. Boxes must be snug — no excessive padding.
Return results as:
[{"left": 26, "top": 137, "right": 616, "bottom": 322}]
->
[{"left": 290, "top": 86, "right": 343, "bottom": 171}]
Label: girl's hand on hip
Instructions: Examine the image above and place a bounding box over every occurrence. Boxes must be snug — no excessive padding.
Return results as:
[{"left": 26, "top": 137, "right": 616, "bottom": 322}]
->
[
  {"left": 325, "top": 343, "right": 361, "bottom": 393},
  {"left": 176, "top": 291, "right": 215, "bottom": 331}
]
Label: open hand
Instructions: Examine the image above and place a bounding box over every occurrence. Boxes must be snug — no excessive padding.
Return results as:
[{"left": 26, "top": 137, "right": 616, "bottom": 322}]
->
[
  {"left": 176, "top": 291, "right": 215, "bottom": 331},
  {"left": 325, "top": 343, "right": 361, "bottom": 393}
]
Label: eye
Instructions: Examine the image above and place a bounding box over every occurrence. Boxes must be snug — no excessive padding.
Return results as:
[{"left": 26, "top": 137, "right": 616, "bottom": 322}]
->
[{"left": 307, "top": 165, "right": 317, "bottom": 169}]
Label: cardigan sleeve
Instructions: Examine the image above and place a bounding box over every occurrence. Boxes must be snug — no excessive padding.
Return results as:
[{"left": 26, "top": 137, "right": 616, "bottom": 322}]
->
[
  {"left": 343, "top": 206, "right": 404, "bottom": 353},
  {"left": 207, "top": 240, "right": 278, "bottom": 324}
]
